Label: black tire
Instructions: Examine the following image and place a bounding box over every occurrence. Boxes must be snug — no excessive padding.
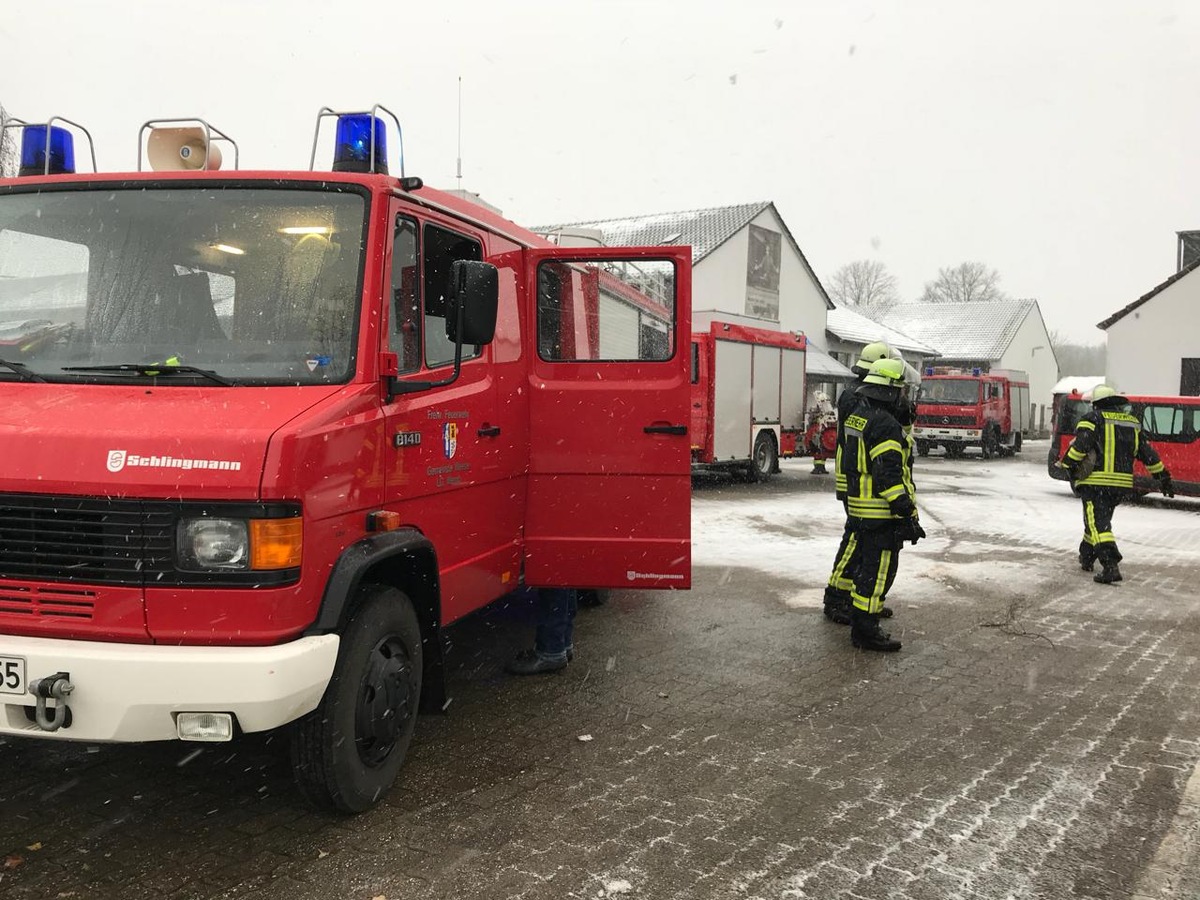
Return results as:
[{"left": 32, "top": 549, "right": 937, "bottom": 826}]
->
[
  {"left": 290, "top": 585, "right": 422, "bottom": 814},
  {"left": 916, "top": 440, "right": 932, "bottom": 458},
  {"left": 1013, "top": 432, "right": 1023, "bottom": 453},
  {"left": 981, "top": 426, "right": 999, "bottom": 459},
  {"left": 751, "top": 431, "right": 778, "bottom": 481},
  {"left": 579, "top": 589, "right": 609, "bottom": 608}
]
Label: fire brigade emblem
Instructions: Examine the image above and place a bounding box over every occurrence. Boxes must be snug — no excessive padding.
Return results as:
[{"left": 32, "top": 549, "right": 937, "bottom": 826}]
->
[
  {"left": 107, "top": 450, "right": 127, "bottom": 473},
  {"left": 443, "top": 422, "right": 458, "bottom": 460}
]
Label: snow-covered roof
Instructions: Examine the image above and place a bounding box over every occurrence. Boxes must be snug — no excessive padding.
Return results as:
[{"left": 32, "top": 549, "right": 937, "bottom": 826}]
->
[
  {"left": 533, "top": 200, "right": 835, "bottom": 311},
  {"left": 534, "top": 202, "right": 771, "bottom": 265},
  {"left": 1052, "top": 375, "right": 1105, "bottom": 395},
  {"left": 882, "top": 299, "right": 1039, "bottom": 361},
  {"left": 806, "top": 343, "right": 856, "bottom": 381},
  {"left": 825, "top": 305, "right": 939, "bottom": 356},
  {"left": 1097, "top": 257, "right": 1200, "bottom": 330}
]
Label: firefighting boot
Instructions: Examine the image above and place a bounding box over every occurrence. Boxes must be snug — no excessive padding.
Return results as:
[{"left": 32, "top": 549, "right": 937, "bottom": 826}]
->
[
  {"left": 822, "top": 587, "right": 853, "bottom": 625},
  {"left": 850, "top": 609, "right": 902, "bottom": 652},
  {"left": 1094, "top": 563, "right": 1123, "bottom": 585},
  {"left": 1078, "top": 540, "right": 1096, "bottom": 573}
]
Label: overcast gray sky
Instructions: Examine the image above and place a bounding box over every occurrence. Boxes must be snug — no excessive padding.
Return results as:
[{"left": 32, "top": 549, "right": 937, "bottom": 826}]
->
[{"left": 4, "top": 0, "right": 1196, "bottom": 342}]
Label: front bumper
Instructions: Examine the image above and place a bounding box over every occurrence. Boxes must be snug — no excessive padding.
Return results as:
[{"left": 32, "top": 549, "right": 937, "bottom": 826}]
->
[
  {"left": 913, "top": 427, "right": 981, "bottom": 443},
  {"left": 0, "top": 634, "right": 338, "bottom": 742}
]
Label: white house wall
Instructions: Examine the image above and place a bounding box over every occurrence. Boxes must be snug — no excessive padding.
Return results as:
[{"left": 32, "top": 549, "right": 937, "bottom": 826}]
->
[
  {"left": 997, "top": 306, "right": 1059, "bottom": 432},
  {"left": 690, "top": 207, "right": 830, "bottom": 351},
  {"left": 1106, "top": 271, "right": 1200, "bottom": 396}
]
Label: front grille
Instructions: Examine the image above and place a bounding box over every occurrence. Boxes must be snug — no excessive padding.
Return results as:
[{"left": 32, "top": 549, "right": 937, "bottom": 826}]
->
[
  {"left": 0, "top": 583, "right": 97, "bottom": 619},
  {"left": 0, "top": 495, "right": 173, "bottom": 586},
  {"left": 917, "top": 414, "right": 976, "bottom": 427}
]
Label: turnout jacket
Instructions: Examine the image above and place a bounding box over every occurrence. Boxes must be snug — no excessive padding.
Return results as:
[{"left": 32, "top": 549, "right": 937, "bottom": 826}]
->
[
  {"left": 1065, "top": 407, "right": 1164, "bottom": 490},
  {"left": 842, "top": 398, "right": 917, "bottom": 522},
  {"left": 834, "top": 379, "right": 866, "bottom": 500}
]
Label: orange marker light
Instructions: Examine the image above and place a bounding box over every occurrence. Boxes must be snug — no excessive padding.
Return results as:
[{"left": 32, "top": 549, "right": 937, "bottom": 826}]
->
[{"left": 250, "top": 518, "right": 303, "bottom": 569}]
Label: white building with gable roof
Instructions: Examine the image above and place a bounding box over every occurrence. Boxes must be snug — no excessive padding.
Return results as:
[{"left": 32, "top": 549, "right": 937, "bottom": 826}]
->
[{"left": 883, "top": 300, "right": 1060, "bottom": 432}]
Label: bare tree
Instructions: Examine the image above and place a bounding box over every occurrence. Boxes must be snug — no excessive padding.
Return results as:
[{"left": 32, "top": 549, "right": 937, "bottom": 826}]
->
[
  {"left": 827, "top": 259, "right": 899, "bottom": 314},
  {"left": 1049, "top": 329, "right": 1106, "bottom": 377},
  {"left": 0, "top": 101, "right": 18, "bottom": 177},
  {"left": 919, "top": 261, "right": 1007, "bottom": 303}
]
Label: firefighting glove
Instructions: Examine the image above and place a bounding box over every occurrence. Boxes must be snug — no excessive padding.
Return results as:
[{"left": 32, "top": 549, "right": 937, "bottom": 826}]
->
[
  {"left": 1158, "top": 472, "right": 1175, "bottom": 498},
  {"left": 898, "top": 517, "right": 926, "bottom": 545},
  {"left": 889, "top": 494, "right": 917, "bottom": 520}
]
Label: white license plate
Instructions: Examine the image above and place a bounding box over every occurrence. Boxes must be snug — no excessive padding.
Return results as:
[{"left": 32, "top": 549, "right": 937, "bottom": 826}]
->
[{"left": 0, "top": 655, "right": 26, "bottom": 696}]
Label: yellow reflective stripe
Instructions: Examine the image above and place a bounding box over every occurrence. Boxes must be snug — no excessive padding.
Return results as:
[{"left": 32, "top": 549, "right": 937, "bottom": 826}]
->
[
  {"left": 1094, "top": 531, "right": 1116, "bottom": 544},
  {"left": 879, "top": 484, "right": 906, "bottom": 501},
  {"left": 834, "top": 445, "right": 843, "bottom": 479},
  {"left": 870, "top": 440, "right": 903, "bottom": 460},
  {"left": 828, "top": 532, "right": 858, "bottom": 591},
  {"left": 1066, "top": 447, "right": 1086, "bottom": 461},
  {"left": 1080, "top": 472, "right": 1134, "bottom": 487},
  {"left": 1147, "top": 461, "right": 1165, "bottom": 474},
  {"left": 1084, "top": 501, "right": 1100, "bottom": 545},
  {"left": 857, "top": 440, "right": 869, "bottom": 498},
  {"left": 851, "top": 550, "right": 892, "bottom": 614},
  {"left": 1104, "top": 422, "right": 1116, "bottom": 474},
  {"left": 1077, "top": 420, "right": 1096, "bottom": 431}
]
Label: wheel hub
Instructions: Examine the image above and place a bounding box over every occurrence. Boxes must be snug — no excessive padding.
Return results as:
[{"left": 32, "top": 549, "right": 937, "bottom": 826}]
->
[{"left": 354, "top": 635, "right": 414, "bottom": 768}]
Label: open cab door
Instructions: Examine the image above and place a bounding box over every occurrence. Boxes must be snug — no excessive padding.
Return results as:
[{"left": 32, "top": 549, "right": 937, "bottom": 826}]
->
[{"left": 523, "top": 246, "right": 692, "bottom": 590}]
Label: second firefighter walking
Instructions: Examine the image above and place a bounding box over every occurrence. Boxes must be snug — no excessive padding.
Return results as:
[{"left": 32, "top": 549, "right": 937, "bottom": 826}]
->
[{"left": 836, "top": 357, "right": 926, "bottom": 652}]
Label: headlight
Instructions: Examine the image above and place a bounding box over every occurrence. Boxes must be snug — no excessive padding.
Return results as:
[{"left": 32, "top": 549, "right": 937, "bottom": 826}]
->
[
  {"left": 176, "top": 516, "right": 303, "bottom": 572},
  {"left": 178, "top": 518, "right": 249, "bottom": 570}
]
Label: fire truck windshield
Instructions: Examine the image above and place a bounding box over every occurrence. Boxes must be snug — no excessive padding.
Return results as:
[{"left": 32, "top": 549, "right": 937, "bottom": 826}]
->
[
  {"left": 919, "top": 379, "right": 980, "bottom": 405},
  {"left": 0, "top": 185, "right": 367, "bottom": 385}
]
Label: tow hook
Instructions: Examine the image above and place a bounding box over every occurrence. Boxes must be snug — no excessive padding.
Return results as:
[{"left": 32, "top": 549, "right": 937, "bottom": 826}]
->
[{"left": 28, "top": 672, "right": 74, "bottom": 732}]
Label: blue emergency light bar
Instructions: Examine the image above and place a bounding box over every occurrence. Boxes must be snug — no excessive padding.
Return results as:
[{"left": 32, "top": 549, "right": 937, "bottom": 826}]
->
[
  {"left": 19, "top": 124, "right": 75, "bottom": 176},
  {"left": 333, "top": 114, "right": 388, "bottom": 175},
  {"left": 972, "top": 367, "right": 982, "bottom": 376}
]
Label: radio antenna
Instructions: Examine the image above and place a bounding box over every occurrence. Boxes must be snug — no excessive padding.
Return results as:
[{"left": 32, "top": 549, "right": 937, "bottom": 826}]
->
[{"left": 456, "top": 76, "right": 463, "bottom": 189}]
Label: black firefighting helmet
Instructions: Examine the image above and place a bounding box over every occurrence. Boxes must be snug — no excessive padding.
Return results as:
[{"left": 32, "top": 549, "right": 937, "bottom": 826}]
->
[
  {"left": 852, "top": 341, "right": 892, "bottom": 378},
  {"left": 857, "top": 357, "right": 906, "bottom": 403}
]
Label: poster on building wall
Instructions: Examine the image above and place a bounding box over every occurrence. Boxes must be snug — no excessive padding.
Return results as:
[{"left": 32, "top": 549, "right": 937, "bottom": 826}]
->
[{"left": 745, "top": 224, "right": 781, "bottom": 320}]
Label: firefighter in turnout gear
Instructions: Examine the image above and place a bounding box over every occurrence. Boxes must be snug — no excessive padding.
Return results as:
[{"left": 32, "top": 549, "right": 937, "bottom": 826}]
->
[
  {"left": 824, "top": 340, "right": 894, "bottom": 625},
  {"left": 1060, "top": 385, "right": 1173, "bottom": 584},
  {"left": 842, "top": 358, "right": 925, "bottom": 651}
]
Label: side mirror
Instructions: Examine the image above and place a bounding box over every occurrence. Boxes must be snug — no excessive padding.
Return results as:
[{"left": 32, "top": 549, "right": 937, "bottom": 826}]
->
[{"left": 446, "top": 260, "right": 498, "bottom": 346}]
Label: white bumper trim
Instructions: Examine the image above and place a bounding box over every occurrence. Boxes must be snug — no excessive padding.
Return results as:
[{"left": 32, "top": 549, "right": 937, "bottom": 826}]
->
[{"left": 0, "top": 634, "right": 339, "bottom": 742}]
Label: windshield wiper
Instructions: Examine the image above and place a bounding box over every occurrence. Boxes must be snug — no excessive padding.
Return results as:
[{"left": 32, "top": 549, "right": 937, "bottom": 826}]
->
[
  {"left": 0, "top": 358, "right": 48, "bottom": 382},
  {"left": 61, "top": 363, "right": 233, "bottom": 386}
]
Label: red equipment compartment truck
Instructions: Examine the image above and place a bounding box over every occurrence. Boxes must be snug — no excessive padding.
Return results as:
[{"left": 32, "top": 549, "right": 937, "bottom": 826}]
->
[
  {"left": 1048, "top": 392, "right": 1200, "bottom": 497},
  {"left": 914, "top": 367, "right": 1031, "bottom": 458},
  {"left": 0, "top": 107, "right": 692, "bottom": 812},
  {"left": 689, "top": 321, "right": 806, "bottom": 480}
]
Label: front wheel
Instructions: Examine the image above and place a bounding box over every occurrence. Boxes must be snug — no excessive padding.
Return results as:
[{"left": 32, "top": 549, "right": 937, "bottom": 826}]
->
[
  {"left": 916, "top": 440, "right": 932, "bottom": 458},
  {"left": 1013, "top": 432, "right": 1023, "bottom": 453},
  {"left": 981, "top": 426, "right": 1000, "bottom": 459},
  {"left": 290, "top": 585, "right": 423, "bottom": 813}
]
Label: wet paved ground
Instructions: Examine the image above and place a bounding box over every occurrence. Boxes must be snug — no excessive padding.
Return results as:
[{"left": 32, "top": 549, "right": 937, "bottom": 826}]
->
[{"left": 3, "top": 441, "right": 1200, "bottom": 900}]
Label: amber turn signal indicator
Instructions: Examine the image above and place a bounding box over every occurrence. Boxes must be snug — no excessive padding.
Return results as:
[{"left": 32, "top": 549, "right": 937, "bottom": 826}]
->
[{"left": 249, "top": 517, "right": 303, "bottom": 569}]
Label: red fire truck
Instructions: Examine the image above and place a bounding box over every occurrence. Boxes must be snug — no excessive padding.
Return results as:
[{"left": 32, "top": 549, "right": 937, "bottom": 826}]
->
[
  {"left": 913, "top": 367, "right": 1031, "bottom": 458},
  {"left": 0, "top": 107, "right": 692, "bottom": 812},
  {"left": 689, "top": 321, "right": 807, "bottom": 480},
  {"left": 1048, "top": 391, "right": 1200, "bottom": 497}
]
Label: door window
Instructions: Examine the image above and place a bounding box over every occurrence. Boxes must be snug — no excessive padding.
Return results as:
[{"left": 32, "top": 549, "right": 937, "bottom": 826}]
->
[
  {"left": 537, "top": 258, "right": 676, "bottom": 362},
  {"left": 423, "top": 223, "right": 482, "bottom": 368},
  {"left": 389, "top": 216, "right": 420, "bottom": 372}
]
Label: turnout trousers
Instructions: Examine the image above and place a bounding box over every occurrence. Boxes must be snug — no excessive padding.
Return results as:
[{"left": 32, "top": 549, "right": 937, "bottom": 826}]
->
[
  {"left": 1076, "top": 486, "right": 1124, "bottom": 567},
  {"left": 826, "top": 514, "right": 858, "bottom": 597},
  {"left": 849, "top": 524, "right": 902, "bottom": 615}
]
